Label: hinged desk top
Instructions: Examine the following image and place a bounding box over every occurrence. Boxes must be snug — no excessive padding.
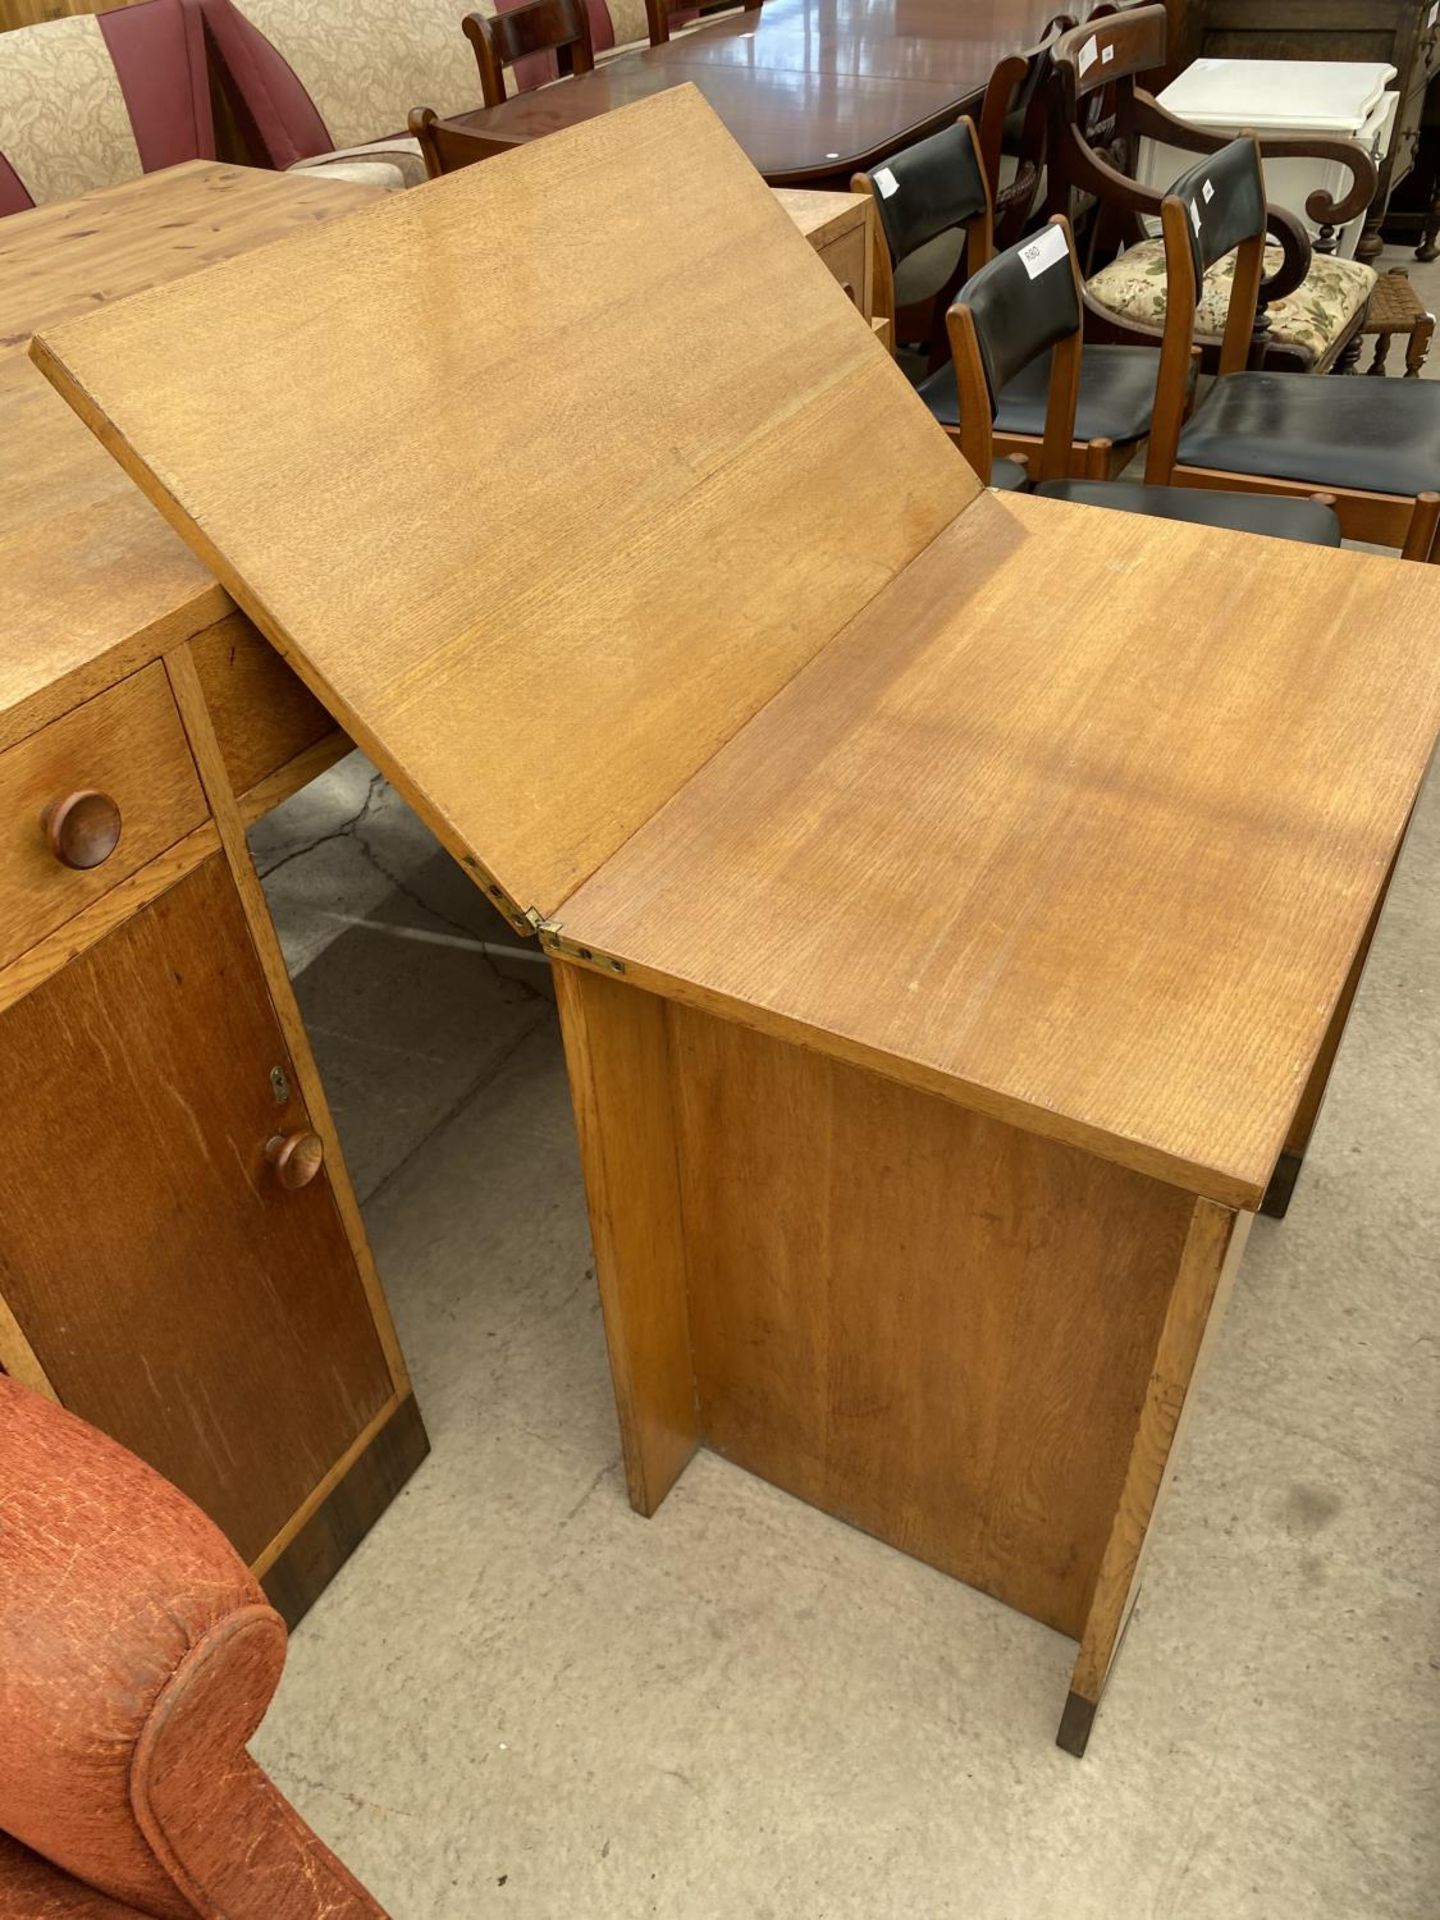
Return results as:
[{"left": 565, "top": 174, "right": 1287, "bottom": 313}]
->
[
  {"left": 32, "top": 90, "right": 1440, "bottom": 1210},
  {"left": 33, "top": 90, "right": 974, "bottom": 925}
]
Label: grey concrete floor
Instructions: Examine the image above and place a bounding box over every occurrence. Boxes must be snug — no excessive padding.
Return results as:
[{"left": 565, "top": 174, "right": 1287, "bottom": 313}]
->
[{"left": 246, "top": 250, "right": 1440, "bottom": 1919}]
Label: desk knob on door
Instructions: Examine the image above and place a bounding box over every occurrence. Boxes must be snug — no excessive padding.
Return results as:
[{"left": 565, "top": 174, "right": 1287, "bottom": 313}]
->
[
  {"left": 42, "top": 790, "right": 122, "bottom": 870},
  {"left": 266, "top": 1129, "right": 325, "bottom": 1190}
]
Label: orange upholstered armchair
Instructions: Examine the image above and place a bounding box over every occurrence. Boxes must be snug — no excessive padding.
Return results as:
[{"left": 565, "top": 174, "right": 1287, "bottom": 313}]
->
[{"left": 0, "top": 1378, "right": 388, "bottom": 1919}]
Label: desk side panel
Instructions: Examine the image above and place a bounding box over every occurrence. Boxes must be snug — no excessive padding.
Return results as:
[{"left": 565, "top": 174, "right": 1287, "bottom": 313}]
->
[{"left": 666, "top": 999, "right": 1198, "bottom": 1640}]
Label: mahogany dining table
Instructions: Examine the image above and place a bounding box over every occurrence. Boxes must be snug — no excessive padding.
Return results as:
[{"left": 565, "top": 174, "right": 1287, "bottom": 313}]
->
[{"left": 440, "top": 0, "right": 1065, "bottom": 187}]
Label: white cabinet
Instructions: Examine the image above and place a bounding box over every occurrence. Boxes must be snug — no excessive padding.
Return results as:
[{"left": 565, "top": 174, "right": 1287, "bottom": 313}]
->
[{"left": 1138, "top": 59, "right": 1398, "bottom": 259}]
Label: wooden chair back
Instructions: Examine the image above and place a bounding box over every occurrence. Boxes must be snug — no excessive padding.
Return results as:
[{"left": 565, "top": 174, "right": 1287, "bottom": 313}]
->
[
  {"left": 1144, "top": 136, "right": 1268, "bottom": 482},
  {"left": 463, "top": 0, "right": 595, "bottom": 108},
  {"left": 977, "top": 16, "right": 1076, "bottom": 251},
  {"left": 851, "top": 116, "right": 993, "bottom": 358},
  {"left": 645, "top": 0, "right": 760, "bottom": 46},
  {"left": 945, "top": 216, "right": 1086, "bottom": 484},
  {"left": 1052, "top": 2, "right": 1167, "bottom": 111},
  {"left": 409, "top": 106, "right": 523, "bottom": 177}
]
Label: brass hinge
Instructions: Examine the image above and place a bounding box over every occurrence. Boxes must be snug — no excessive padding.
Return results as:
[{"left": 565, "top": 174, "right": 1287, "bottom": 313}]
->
[
  {"left": 537, "top": 919, "right": 626, "bottom": 975},
  {"left": 459, "top": 854, "right": 542, "bottom": 939}
]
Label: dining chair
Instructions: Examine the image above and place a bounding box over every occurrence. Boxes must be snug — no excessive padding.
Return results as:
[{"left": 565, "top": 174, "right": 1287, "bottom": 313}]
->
[
  {"left": 1142, "top": 139, "right": 1440, "bottom": 561},
  {"left": 463, "top": 0, "right": 595, "bottom": 106},
  {"left": 947, "top": 210, "right": 1341, "bottom": 549},
  {"left": 0, "top": 0, "right": 212, "bottom": 219},
  {"left": 977, "top": 14, "right": 1076, "bottom": 255},
  {"left": 854, "top": 117, "right": 1169, "bottom": 480},
  {"left": 1045, "top": 5, "right": 1377, "bottom": 375},
  {"left": 199, "top": 0, "right": 618, "bottom": 187},
  {"left": 644, "top": 0, "right": 758, "bottom": 46}
]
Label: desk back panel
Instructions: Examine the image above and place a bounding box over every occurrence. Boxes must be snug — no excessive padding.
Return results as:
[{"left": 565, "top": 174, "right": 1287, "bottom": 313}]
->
[{"left": 32, "top": 87, "right": 977, "bottom": 926}]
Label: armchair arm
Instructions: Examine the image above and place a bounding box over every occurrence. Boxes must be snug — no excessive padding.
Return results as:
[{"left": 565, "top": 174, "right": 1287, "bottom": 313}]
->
[
  {"left": 1054, "top": 118, "right": 1313, "bottom": 302},
  {"left": 1256, "top": 203, "right": 1312, "bottom": 309},
  {"left": 0, "top": 1380, "right": 386, "bottom": 1920},
  {"left": 1131, "top": 90, "right": 1379, "bottom": 231}
]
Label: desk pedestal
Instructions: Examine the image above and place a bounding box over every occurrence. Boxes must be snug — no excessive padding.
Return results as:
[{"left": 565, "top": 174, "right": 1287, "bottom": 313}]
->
[{"left": 556, "top": 963, "right": 1251, "bottom": 1754}]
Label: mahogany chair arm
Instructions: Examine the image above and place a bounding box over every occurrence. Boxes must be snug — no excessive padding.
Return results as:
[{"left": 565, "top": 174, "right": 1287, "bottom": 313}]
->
[
  {"left": 1056, "top": 119, "right": 1316, "bottom": 297},
  {"left": 1052, "top": 118, "right": 1169, "bottom": 220},
  {"left": 1130, "top": 90, "right": 1379, "bottom": 231},
  {"left": 1256, "top": 203, "right": 1313, "bottom": 308},
  {"left": 0, "top": 1379, "right": 387, "bottom": 1920}
]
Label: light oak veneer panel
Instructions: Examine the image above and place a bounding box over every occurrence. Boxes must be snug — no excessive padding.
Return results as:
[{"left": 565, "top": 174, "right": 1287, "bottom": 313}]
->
[
  {"left": 0, "top": 354, "right": 221, "bottom": 744},
  {"left": 0, "top": 161, "right": 379, "bottom": 347},
  {"left": 667, "top": 999, "right": 1196, "bottom": 1638},
  {"left": 31, "top": 89, "right": 977, "bottom": 925},
  {"left": 0, "top": 164, "right": 380, "bottom": 747},
  {"left": 563, "top": 492, "right": 1440, "bottom": 1207},
  {"left": 189, "top": 610, "right": 338, "bottom": 798}
]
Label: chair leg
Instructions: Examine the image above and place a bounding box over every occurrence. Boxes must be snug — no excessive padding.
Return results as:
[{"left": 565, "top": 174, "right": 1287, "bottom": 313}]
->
[
  {"left": 1084, "top": 438, "right": 1113, "bottom": 481},
  {"left": 1367, "top": 333, "right": 1391, "bottom": 377},
  {"left": 1406, "top": 313, "right": 1436, "bottom": 379},
  {"left": 1401, "top": 492, "right": 1440, "bottom": 563}
]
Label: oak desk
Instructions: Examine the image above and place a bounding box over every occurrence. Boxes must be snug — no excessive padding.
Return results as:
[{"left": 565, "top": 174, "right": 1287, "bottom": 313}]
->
[
  {"left": 442, "top": 0, "right": 1061, "bottom": 186},
  {"left": 0, "top": 159, "right": 429, "bottom": 1629},
  {"left": 0, "top": 156, "right": 877, "bottom": 1619},
  {"left": 33, "top": 89, "right": 1440, "bottom": 1753}
]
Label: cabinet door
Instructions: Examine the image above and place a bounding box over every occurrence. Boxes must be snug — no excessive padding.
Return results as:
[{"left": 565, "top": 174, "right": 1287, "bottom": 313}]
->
[{"left": 0, "top": 852, "right": 395, "bottom": 1564}]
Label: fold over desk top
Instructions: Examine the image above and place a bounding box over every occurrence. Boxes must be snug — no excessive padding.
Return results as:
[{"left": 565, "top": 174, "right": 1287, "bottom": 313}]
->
[{"left": 32, "top": 86, "right": 1440, "bottom": 1213}]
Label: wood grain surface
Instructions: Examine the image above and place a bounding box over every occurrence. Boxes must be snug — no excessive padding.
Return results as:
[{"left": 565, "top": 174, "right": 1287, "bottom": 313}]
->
[
  {"left": 0, "top": 353, "right": 222, "bottom": 746},
  {"left": 0, "top": 820, "right": 219, "bottom": 1018},
  {"left": 562, "top": 491, "right": 1440, "bottom": 1207},
  {"left": 31, "top": 89, "right": 976, "bottom": 927},
  {"left": 446, "top": 0, "right": 1064, "bottom": 185},
  {"left": 188, "top": 609, "right": 338, "bottom": 798},
  {"left": 1066, "top": 1201, "right": 1251, "bottom": 1733},
  {"left": 0, "top": 163, "right": 378, "bottom": 749},
  {"left": 0, "top": 853, "right": 394, "bottom": 1563},
  {"left": 554, "top": 964, "right": 698, "bottom": 1515},
  {"left": 664, "top": 996, "right": 1198, "bottom": 1637},
  {"left": 167, "top": 643, "right": 412, "bottom": 1399},
  {"left": 0, "top": 161, "right": 378, "bottom": 348}
]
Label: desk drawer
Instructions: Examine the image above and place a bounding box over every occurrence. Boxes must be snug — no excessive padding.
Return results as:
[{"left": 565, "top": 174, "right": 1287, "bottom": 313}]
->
[
  {"left": 189, "top": 610, "right": 337, "bottom": 802},
  {"left": 0, "top": 663, "right": 208, "bottom": 970}
]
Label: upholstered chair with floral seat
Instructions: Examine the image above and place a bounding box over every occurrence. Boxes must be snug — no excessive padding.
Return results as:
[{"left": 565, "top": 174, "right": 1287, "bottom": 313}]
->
[
  {"left": 1085, "top": 235, "right": 1375, "bottom": 375},
  {"left": 0, "top": 0, "right": 212, "bottom": 219}
]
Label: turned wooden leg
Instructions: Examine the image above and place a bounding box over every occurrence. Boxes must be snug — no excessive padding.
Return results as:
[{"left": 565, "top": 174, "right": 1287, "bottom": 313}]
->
[
  {"left": 1368, "top": 332, "right": 1392, "bottom": 376},
  {"left": 1060, "top": 1203, "right": 1251, "bottom": 1756},
  {"left": 1357, "top": 214, "right": 1385, "bottom": 263},
  {"left": 1416, "top": 188, "right": 1440, "bottom": 264}
]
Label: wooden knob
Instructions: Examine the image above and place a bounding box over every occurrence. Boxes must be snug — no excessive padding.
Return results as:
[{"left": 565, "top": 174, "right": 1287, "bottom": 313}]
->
[
  {"left": 42, "top": 790, "right": 122, "bottom": 870},
  {"left": 266, "top": 1129, "right": 324, "bottom": 1190}
]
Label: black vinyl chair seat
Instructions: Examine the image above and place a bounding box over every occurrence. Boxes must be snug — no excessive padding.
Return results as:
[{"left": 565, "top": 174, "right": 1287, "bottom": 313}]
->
[
  {"left": 1034, "top": 478, "right": 1342, "bottom": 546},
  {"left": 1177, "top": 372, "right": 1440, "bottom": 500},
  {"left": 917, "top": 345, "right": 1161, "bottom": 444},
  {"left": 990, "top": 455, "right": 1030, "bottom": 491}
]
